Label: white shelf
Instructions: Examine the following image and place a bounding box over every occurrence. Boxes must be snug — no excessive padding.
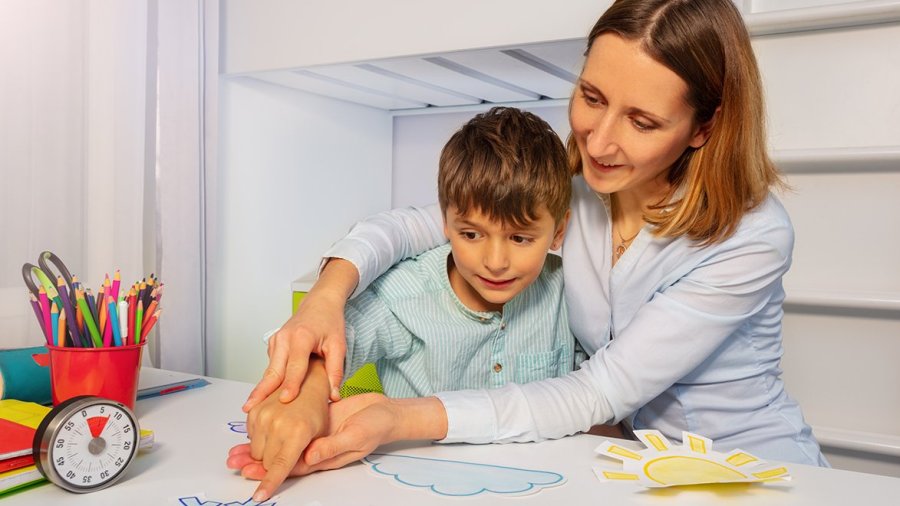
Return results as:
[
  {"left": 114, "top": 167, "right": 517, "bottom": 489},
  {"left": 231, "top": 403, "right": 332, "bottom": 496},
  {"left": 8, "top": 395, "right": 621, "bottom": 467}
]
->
[
  {"left": 785, "top": 289, "right": 900, "bottom": 312},
  {"left": 814, "top": 425, "right": 900, "bottom": 458},
  {"left": 773, "top": 146, "right": 900, "bottom": 174}
]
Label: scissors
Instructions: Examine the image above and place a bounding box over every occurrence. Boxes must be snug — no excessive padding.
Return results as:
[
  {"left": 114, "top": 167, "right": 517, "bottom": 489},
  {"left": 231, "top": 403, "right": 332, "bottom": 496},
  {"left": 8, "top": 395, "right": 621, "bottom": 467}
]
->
[{"left": 22, "top": 251, "right": 77, "bottom": 303}]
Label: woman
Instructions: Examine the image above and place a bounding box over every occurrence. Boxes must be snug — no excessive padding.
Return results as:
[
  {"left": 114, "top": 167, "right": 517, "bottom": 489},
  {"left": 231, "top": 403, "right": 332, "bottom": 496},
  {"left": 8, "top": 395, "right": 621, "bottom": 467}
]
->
[{"left": 236, "top": 0, "right": 827, "bottom": 495}]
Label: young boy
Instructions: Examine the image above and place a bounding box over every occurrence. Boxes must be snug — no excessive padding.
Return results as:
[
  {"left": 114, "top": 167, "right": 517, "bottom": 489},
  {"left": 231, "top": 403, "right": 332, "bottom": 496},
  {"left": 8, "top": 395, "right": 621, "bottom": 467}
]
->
[
  {"left": 340, "top": 107, "right": 574, "bottom": 397},
  {"left": 229, "top": 107, "right": 575, "bottom": 499}
]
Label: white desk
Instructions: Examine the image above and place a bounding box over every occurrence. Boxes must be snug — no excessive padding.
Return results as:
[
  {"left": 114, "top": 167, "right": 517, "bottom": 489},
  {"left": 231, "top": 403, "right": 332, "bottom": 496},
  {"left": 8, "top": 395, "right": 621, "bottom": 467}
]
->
[{"left": 15, "top": 368, "right": 900, "bottom": 505}]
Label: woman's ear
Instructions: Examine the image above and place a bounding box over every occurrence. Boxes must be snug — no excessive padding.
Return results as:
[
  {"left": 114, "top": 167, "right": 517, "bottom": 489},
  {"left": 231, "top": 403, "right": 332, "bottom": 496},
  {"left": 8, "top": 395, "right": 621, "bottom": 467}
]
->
[
  {"left": 689, "top": 106, "right": 720, "bottom": 149},
  {"left": 550, "top": 210, "right": 571, "bottom": 250}
]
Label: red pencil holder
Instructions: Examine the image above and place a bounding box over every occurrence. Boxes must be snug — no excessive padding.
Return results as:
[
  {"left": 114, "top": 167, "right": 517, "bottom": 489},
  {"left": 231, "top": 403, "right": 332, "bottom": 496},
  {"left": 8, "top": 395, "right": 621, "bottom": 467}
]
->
[{"left": 45, "top": 343, "right": 144, "bottom": 410}]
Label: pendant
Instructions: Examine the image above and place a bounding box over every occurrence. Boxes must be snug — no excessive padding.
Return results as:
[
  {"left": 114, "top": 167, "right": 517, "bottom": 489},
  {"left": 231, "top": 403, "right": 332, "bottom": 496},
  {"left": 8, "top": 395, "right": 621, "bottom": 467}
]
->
[{"left": 614, "top": 243, "right": 626, "bottom": 260}]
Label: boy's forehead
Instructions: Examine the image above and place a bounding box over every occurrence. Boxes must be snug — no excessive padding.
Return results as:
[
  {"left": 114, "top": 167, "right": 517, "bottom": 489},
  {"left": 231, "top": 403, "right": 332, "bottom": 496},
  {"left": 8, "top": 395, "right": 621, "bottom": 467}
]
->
[{"left": 446, "top": 204, "right": 555, "bottom": 230}]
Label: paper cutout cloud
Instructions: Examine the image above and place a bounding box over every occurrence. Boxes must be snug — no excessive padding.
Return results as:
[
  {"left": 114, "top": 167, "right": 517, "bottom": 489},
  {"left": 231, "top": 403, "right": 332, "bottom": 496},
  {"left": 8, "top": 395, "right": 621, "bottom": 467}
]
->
[{"left": 363, "top": 453, "right": 565, "bottom": 497}]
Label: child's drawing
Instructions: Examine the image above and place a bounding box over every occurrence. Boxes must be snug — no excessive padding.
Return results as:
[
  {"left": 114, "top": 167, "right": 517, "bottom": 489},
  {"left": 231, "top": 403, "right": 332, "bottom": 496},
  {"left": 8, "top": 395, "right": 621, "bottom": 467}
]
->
[
  {"left": 593, "top": 430, "right": 791, "bottom": 487},
  {"left": 227, "top": 421, "right": 247, "bottom": 434},
  {"left": 363, "top": 453, "right": 565, "bottom": 497},
  {"left": 177, "top": 495, "right": 276, "bottom": 506}
]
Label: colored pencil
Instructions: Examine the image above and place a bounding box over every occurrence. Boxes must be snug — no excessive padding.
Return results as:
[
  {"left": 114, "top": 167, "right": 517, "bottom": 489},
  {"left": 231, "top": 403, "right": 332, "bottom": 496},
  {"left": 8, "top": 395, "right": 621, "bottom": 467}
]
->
[
  {"left": 98, "top": 287, "right": 108, "bottom": 337},
  {"left": 58, "top": 307, "right": 67, "bottom": 347},
  {"left": 135, "top": 300, "right": 144, "bottom": 345},
  {"left": 140, "top": 309, "right": 160, "bottom": 343},
  {"left": 127, "top": 292, "right": 137, "bottom": 344},
  {"left": 108, "top": 300, "right": 123, "bottom": 346},
  {"left": 57, "top": 276, "right": 82, "bottom": 348},
  {"left": 86, "top": 288, "right": 99, "bottom": 326},
  {"left": 76, "top": 289, "right": 102, "bottom": 347},
  {"left": 102, "top": 298, "right": 114, "bottom": 347},
  {"left": 28, "top": 293, "right": 48, "bottom": 341},
  {"left": 111, "top": 270, "right": 121, "bottom": 301},
  {"left": 141, "top": 300, "right": 159, "bottom": 335},
  {"left": 38, "top": 286, "right": 51, "bottom": 345},
  {"left": 119, "top": 299, "right": 129, "bottom": 344},
  {"left": 51, "top": 302, "right": 59, "bottom": 348}
]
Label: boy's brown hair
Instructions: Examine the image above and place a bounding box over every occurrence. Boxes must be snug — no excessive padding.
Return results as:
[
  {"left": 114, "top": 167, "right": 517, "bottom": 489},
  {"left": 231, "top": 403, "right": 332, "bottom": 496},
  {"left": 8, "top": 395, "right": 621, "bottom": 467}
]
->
[{"left": 438, "top": 107, "right": 571, "bottom": 227}]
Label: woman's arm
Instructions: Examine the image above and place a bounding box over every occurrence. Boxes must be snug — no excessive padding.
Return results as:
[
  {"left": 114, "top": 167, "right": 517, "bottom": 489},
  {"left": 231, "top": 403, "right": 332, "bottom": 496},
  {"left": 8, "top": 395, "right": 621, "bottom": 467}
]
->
[
  {"left": 438, "top": 217, "right": 794, "bottom": 444},
  {"left": 302, "top": 214, "right": 793, "bottom": 463},
  {"left": 322, "top": 204, "right": 445, "bottom": 297},
  {"left": 244, "top": 205, "right": 445, "bottom": 410}
]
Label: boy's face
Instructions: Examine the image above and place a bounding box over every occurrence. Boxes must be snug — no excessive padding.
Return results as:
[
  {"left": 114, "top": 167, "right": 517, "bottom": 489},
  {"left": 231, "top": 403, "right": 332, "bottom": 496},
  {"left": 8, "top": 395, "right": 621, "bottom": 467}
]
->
[{"left": 444, "top": 204, "right": 569, "bottom": 313}]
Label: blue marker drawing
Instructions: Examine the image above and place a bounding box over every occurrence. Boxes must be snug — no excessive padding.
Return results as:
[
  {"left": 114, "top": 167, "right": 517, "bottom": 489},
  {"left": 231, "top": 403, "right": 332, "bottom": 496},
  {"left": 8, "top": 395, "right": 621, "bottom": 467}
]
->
[
  {"left": 227, "top": 421, "right": 247, "bottom": 434},
  {"left": 178, "top": 495, "right": 276, "bottom": 506},
  {"left": 363, "top": 453, "right": 565, "bottom": 497}
]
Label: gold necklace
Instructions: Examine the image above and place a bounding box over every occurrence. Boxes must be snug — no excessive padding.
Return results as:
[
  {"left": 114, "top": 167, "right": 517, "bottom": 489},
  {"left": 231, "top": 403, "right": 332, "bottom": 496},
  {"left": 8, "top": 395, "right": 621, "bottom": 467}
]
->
[{"left": 614, "top": 228, "right": 640, "bottom": 260}]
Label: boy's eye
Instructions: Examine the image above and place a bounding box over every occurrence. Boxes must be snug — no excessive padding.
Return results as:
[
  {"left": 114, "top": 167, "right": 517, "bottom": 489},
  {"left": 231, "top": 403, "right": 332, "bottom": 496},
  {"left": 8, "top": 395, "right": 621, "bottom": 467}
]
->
[
  {"left": 511, "top": 235, "right": 533, "bottom": 244},
  {"left": 461, "top": 231, "right": 479, "bottom": 240}
]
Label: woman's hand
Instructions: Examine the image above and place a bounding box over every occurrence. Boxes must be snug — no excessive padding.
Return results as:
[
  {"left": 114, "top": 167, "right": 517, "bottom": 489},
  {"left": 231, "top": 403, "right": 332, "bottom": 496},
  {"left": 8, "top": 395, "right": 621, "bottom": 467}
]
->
[
  {"left": 303, "top": 394, "right": 449, "bottom": 470},
  {"left": 243, "top": 259, "right": 360, "bottom": 412}
]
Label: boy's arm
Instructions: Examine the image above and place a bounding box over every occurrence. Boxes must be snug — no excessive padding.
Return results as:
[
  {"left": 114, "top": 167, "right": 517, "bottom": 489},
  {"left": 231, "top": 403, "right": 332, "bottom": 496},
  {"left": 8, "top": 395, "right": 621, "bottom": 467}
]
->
[
  {"left": 230, "top": 358, "right": 330, "bottom": 502},
  {"left": 243, "top": 258, "right": 358, "bottom": 412},
  {"left": 344, "top": 288, "right": 415, "bottom": 378}
]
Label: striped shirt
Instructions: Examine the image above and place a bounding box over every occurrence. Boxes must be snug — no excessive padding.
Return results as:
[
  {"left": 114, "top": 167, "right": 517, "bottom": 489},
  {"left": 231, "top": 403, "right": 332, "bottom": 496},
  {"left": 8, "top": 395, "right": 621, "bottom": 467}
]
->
[{"left": 343, "top": 243, "right": 575, "bottom": 398}]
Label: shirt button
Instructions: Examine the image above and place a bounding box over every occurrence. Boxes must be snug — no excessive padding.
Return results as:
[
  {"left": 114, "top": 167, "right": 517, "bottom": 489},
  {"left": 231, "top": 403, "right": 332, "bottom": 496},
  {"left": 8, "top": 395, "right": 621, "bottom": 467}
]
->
[{"left": 493, "top": 363, "right": 502, "bottom": 373}]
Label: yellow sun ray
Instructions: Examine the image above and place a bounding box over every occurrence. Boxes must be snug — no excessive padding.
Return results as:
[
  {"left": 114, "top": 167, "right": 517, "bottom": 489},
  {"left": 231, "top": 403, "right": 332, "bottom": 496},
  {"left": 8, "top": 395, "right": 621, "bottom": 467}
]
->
[{"left": 593, "top": 430, "right": 792, "bottom": 488}]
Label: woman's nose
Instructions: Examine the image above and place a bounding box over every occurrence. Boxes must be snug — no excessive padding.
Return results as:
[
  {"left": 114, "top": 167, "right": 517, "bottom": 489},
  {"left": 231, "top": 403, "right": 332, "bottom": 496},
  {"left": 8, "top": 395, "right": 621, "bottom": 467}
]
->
[{"left": 585, "top": 114, "right": 620, "bottom": 159}]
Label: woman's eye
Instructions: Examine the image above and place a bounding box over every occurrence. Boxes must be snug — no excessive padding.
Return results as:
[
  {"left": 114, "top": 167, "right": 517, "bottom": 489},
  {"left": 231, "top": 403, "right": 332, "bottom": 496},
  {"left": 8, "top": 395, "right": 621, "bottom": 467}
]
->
[
  {"left": 632, "top": 118, "right": 656, "bottom": 132},
  {"left": 581, "top": 87, "right": 602, "bottom": 106}
]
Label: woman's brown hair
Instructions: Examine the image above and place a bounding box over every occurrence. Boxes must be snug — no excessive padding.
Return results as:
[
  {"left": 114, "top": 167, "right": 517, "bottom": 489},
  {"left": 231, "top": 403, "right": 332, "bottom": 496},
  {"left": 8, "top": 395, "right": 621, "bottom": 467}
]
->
[{"left": 567, "top": 0, "right": 783, "bottom": 245}]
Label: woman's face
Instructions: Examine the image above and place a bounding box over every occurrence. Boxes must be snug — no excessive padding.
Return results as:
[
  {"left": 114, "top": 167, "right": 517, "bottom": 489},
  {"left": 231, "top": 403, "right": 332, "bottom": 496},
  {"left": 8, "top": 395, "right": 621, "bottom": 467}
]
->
[{"left": 570, "top": 33, "right": 711, "bottom": 200}]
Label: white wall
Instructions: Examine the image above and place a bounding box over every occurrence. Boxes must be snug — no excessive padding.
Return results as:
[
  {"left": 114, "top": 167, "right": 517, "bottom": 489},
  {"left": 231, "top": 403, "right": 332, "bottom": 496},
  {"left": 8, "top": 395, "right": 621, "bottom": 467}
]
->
[
  {"left": 210, "top": 78, "right": 392, "bottom": 382},
  {"left": 754, "top": 22, "right": 900, "bottom": 477}
]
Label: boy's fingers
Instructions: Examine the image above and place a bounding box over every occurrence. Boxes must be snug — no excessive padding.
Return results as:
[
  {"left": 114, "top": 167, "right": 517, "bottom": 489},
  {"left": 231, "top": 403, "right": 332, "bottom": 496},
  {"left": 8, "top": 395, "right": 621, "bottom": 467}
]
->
[
  {"left": 226, "top": 451, "right": 259, "bottom": 470},
  {"left": 254, "top": 442, "right": 308, "bottom": 503},
  {"left": 249, "top": 429, "right": 268, "bottom": 461},
  {"left": 227, "top": 443, "right": 252, "bottom": 457},
  {"left": 240, "top": 462, "right": 266, "bottom": 481}
]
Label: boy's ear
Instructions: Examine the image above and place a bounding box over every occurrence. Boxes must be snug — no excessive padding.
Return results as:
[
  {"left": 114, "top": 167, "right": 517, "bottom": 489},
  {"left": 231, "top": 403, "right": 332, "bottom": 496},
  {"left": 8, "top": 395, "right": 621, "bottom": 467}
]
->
[
  {"left": 442, "top": 217, "right": 450, "bottom": 240},
  {"left": 550, "top": 210, "right": 571, "bottom": 250}
]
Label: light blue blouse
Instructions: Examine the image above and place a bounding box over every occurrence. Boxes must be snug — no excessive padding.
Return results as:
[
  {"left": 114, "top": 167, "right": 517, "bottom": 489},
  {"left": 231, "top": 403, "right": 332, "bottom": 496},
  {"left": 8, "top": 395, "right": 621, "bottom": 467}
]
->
[
  {"left": 324, "top": 176, "right": 827, "bottom": 466},
  {"left": 344, "top": 244, "right": 575, "bottom": 398}
]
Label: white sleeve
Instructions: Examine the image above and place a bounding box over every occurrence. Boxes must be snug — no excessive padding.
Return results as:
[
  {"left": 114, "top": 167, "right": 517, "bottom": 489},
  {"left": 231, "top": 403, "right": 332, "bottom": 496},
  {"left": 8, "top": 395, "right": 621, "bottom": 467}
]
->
[
  {"left": 437, "top": 222, "right": 793, "bottom": 444},
  {"left": 320, "top": 205, "right": 445, "bottom": 298}
]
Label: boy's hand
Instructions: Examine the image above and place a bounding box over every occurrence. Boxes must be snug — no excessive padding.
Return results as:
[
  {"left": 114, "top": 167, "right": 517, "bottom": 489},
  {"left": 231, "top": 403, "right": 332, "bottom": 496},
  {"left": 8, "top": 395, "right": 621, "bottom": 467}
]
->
[
  {"left": 242, "top": 259, "right": 359, "bottom": 412},
  {"left": 230, "top": 359, "right": 330, "bottom": 502}
]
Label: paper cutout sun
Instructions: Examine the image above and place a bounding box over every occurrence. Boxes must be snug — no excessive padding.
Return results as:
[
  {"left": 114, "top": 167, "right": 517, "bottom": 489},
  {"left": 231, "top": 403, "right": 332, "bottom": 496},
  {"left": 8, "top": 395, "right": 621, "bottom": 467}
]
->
[{"left": 594, "top": 430, "right": 791, "bottom": 487}]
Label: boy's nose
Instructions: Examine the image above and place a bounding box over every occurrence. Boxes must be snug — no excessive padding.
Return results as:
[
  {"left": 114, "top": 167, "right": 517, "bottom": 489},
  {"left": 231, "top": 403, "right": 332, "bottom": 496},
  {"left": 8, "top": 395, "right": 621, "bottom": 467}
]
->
[{"left": 483, "top": 243, "right": 510, "bottom": 273}]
